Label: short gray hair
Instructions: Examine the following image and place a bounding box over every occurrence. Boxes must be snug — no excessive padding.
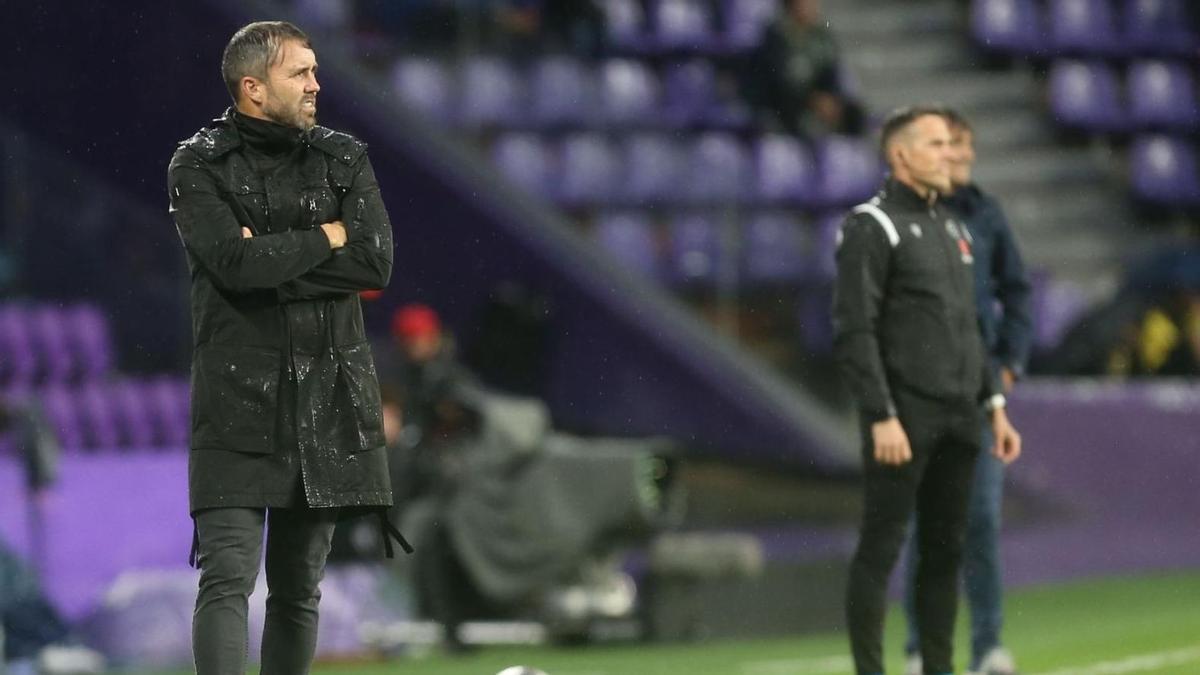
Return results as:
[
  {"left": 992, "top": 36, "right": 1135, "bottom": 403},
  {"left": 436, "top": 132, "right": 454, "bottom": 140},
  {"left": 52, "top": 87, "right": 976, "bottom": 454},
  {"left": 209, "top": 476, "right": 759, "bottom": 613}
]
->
[
  {"left": 221, "top": 21, "right": 311, "bottom": 103},
  {"left": 879, "top": 104, "right": 948, "bottom": 157}
]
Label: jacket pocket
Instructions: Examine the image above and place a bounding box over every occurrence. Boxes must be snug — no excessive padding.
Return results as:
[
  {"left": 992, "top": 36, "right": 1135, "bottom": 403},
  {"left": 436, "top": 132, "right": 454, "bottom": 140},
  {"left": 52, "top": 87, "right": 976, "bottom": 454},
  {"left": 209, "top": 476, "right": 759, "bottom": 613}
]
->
[
  {"left": 191, "top": 343, "right": 281, "bottom": 453},
  {"left": 335, "top": 341, "right": 385, "bottom": 452},
  {"left": 299, "top": 185, "right": 340, "bottom": 229},
  {"left": 229, "top": 184, "right": 269, "bottom": 232}
]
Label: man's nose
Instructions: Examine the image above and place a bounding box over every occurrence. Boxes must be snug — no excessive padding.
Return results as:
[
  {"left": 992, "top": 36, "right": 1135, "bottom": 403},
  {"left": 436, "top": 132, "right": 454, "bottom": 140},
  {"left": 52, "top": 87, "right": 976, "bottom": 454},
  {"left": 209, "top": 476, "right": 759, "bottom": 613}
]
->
[{"left": 307, "top": 73, "right": 320, "bottom": 93}]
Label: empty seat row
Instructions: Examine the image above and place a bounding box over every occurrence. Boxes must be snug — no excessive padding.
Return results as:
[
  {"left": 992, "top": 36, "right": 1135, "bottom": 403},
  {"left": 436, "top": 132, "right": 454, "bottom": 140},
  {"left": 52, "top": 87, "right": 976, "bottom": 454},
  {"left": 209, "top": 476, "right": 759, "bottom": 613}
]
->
[
  {"left": 393, "top": 56, "right": 749, "bottom": 130},
  {"left": 973, "top": 0, "right": 1197, "bottom": 58},
  {"left": 590, "top": 210, "right": 844, "bottom": 286},
  {"left": 491, "top": 132, "right": 882, "bottom": 208},
  {"left": 1049, "top": 59, "right": 1200, "bottom": 133},
  {"left": 0, "top": 303, "right": 114, "bottom": 388},
  {"left": 603, "top": 0, "right": 778, "bottom": 54},
  {"left": 38, "top": 377, "right": 190, "bottom": 451},
  {"left": 1129, "top": 135, "right": 1200, "bottom": 206}
]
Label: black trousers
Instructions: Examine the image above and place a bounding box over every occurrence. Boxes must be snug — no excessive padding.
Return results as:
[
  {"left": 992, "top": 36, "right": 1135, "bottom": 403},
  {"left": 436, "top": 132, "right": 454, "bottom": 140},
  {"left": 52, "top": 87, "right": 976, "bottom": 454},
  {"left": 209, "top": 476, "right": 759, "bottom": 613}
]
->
[
  {"left": 192, "top": 506, "right": 338, "bottom": 675},
  {"left": 846, "top": 391, "right": 981, "bottom": 675}
]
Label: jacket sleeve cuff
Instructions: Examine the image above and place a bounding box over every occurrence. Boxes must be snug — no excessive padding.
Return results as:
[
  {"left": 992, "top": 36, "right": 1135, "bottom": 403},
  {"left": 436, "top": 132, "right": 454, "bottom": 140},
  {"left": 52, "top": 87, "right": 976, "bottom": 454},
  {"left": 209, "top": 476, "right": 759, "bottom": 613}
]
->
[{"left": 864, "top": 401, "right": 898, "bottom": 423}]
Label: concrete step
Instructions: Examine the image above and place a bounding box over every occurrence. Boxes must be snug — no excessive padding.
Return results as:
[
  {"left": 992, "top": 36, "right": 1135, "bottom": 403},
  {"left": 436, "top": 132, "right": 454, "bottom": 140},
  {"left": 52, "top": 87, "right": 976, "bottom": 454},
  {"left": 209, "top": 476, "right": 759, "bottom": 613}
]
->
[
  {"left": 973, "top": 147, "right": 1105, "bottom": 187},
  {"left": 857, "top": 69, "right": 1037, "bottom": 113},
  {"left": 823, "top": 0, "right": 959, "bottom": 40},
  {"left": 842, "top": 37, "right": 966, "bottom": 76},
  {"left": 1002, "top": 195, "right": 1127, "bottom": 231},
  {"left": 967, "top": 107, "right": 1054, "bottom": 150},
  {"left": 1017, "top": 232, "right": 1124, "bottom": 271}
]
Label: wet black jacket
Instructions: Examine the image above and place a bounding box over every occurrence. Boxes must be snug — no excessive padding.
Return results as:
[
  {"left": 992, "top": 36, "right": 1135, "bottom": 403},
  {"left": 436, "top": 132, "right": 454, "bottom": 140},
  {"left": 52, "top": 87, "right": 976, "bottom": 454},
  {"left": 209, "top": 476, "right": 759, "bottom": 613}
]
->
[
  {"left": 168, "top": 109, "right": 394, "bottom": 513},
  {"left": 833, "top": 180, "right": 996, "bottom": 422}
]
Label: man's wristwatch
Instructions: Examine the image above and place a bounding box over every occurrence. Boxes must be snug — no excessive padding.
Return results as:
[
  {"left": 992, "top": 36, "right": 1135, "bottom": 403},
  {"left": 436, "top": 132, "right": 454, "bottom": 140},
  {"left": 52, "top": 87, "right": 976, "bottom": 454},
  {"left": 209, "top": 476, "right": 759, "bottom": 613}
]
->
[{"left": 985, "top": 393, "right": 1007, "bottom": 412}]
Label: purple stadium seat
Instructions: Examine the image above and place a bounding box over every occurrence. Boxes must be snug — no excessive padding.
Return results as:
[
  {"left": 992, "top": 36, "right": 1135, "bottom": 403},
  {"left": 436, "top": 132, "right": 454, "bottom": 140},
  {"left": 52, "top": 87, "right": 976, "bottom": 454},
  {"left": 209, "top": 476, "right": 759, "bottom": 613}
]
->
[
  {"left": 531, "top": 56, "right": 597, "bottom": 127},
  {"left": 602, "top": 0, "right": 650, "bottom": 52},
  {"left": 1124, "top": 0, "right": 1198, "bottom": 56},
  {"left": 621, "top": 133, "right": 684, "bottom": 204},
  {"left": 460, "top": 57, "right": 524, "bottom": 127},
  {"left": 654, "top": 0, "right": 718, "bottom": 52},
  {"left": 391, "top": 57, "right": 453, "bottom": 121},
  {"left": 31, "top": 306, "right": 73, "bottom": 384},
  {"left": 1031, "top": 277, "right": 1091, "bottom": 349},
  {"left": 293, "top": 0, "right": 352, "bottom": 32},
  {"left": 111, "top": 380, "right": 157, "bottom": 448},
  {"left": 0, "top": 305, "right": 37, "bottom": 388},
  {"left": 724, "top": 0, "right": 777, "bottom": 50},
  {"left": 593, "top": 213, "right": 661, "bottom": 277},
  {"left": 79, "top": 383, "right": 121, "bottom": 450},
  {"left": 492, "top": 134, "right": 556, "bottom": 198},
  {"left": 1047, "top": 60, "right": 1126, "bottom": 133},
  {"left": 753, "top": 134, "right": 817, "bottom": 205},
  {"left": 667, "top": 213, "right": 724, "bottom": 284},
  {"left": 147, "top": 376, "right": 189, "bottom": 447},
  {"left": 1129, "top": 135, "right": 1200, "bottom": 205},
  {"left": 1128, "top": 60, "right": 1200, "bottom": 132},
  {"left": 70, "top": 304, "right": 114, "bottom": 381},
  {"left": 742, "top": 212, "right": 809, "bottom": 284},
  {"left": 600, "top": 59, "right": 661, "bottom": 126},
  {"left": 811, "top": 211, "right": 844, "bottom": 283},
  {"left": 40, "top": 385, "right": 85, "bottom": 450},
  {"left": 1048, "top": 0, "right": 1120, "bottom": 55},
  {"left": 558, "top": 133, "right": 622, "bottom": 205},
  {"left": 814, "top": 136, "right": 882, "bottom": 207},
  {"left": 661, "top": 60, "right": 715, "bottom": 126},
  {"left": 683, "top": 132, "right": 751, "bottom": 203},
  {"left": 971, "top": 0, "right": 1043, "bottom": 56}
]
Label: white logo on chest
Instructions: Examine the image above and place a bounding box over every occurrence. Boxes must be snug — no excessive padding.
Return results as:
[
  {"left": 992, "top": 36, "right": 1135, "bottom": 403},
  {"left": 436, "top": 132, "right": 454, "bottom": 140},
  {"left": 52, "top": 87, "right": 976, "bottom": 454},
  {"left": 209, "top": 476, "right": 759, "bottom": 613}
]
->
[
  {"left": 909, "top": 223, "right": 922, "bottom": 237},
  {"left": 946, "top": 219, "right": 974, "bottom": 264}
]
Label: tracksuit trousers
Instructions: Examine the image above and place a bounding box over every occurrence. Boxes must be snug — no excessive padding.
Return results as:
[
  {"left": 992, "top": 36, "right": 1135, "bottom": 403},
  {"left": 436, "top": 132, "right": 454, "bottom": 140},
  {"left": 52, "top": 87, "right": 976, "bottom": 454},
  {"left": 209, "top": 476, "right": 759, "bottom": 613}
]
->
[{"left": 846, "top": 390, "right": 982, "bottom": 675}]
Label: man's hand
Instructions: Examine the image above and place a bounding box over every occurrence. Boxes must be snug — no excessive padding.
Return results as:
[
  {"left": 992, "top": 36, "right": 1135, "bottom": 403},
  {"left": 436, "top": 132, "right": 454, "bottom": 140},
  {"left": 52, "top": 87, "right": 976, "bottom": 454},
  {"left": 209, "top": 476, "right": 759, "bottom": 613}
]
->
[
  {"left": 241, "top": 227, "right": 253, "bottom": 238},
  {"left": 871, "top": 417, "right": 912, "bottom": 466},
  {"left": 1000, "top": 367, "right": 1016, "bottom": 393},
  {"left": 990, "top": 407, "right": 1022, "bottom": 464},
  {"left": 320, "top": 221, "right": 347, "bottom": 249}
]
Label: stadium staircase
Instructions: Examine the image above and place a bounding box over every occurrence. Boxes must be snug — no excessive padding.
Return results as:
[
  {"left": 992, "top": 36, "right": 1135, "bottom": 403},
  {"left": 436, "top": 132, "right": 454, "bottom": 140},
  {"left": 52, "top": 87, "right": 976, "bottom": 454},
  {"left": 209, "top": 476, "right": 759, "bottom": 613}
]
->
[{"left": 824, "top": 0, "right": 1152, "bottom": 292}]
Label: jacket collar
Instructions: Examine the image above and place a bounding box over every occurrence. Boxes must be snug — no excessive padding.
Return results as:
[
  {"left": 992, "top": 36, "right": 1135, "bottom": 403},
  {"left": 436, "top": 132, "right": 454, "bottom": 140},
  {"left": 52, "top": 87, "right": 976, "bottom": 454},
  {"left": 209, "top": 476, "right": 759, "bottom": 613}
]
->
[
  {"left": 185, "top": 107, "right": 317, "bottom": 161},
  {"left": 232, "top": 109, "right": 306, "bottom": 156},
  {"left": 883, "top": 177, "right": 938, "bottom": 210}
]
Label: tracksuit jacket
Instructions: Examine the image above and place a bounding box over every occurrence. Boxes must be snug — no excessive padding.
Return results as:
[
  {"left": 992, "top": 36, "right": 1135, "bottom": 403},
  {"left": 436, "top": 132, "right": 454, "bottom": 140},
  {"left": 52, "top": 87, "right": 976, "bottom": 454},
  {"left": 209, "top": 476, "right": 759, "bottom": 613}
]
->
[{"left": 833, "top": 179, "right": 999, "bottom": 422}]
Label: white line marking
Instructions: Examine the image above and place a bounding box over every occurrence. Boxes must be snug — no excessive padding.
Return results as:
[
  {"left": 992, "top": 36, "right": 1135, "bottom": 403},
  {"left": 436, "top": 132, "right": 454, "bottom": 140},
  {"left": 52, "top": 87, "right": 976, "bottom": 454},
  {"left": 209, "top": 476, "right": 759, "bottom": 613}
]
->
[
  {"left": 741, "top": 654, "right": 854, "bottom": 675},
  {"left": 1034, "top": 646, "right": 1200, "bottom": 675}
]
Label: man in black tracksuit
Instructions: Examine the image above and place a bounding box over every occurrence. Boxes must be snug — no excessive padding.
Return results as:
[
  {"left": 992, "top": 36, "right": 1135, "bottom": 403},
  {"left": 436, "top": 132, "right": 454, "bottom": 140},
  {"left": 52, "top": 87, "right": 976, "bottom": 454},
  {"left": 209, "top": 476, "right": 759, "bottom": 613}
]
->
[
  {"left": 833, "top": 107, "right": 1022, "bottom": 675},
  {"left": 168, "top": 21, "right": 406, "bottom": 674}
]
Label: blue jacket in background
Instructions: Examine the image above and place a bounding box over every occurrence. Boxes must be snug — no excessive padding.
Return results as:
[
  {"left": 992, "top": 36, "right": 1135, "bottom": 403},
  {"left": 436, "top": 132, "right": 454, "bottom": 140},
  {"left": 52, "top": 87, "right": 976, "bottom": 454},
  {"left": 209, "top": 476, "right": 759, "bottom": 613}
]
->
[{"left": 944, "top": 184, "right": 1034, "bottom": 377}]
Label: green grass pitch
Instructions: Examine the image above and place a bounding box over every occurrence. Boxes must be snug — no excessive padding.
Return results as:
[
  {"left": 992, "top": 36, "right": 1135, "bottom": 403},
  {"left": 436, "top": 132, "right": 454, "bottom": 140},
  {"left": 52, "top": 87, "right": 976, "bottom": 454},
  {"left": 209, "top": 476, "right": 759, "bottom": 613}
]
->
[{"left": 151, "top": 570, "right": 1200, "bottom": 674}]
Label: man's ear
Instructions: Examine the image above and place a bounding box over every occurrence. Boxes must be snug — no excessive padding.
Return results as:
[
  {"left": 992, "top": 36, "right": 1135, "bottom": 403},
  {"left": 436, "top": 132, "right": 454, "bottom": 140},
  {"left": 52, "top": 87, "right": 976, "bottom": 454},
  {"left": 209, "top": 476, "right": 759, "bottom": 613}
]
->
[{"left": 241, "top": 76, "right": 264, "bottom": 105}]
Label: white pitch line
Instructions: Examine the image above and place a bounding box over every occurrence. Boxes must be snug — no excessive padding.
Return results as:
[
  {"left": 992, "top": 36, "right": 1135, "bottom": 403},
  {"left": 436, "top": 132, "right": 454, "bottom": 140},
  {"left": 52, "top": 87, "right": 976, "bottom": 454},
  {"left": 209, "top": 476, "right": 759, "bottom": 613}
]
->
[
  {"left": 741, "top": 654, "right": 854, "bottom": 675},
  {"left": 1033, "top": 646, "right": 1200, "bottom": 675}
]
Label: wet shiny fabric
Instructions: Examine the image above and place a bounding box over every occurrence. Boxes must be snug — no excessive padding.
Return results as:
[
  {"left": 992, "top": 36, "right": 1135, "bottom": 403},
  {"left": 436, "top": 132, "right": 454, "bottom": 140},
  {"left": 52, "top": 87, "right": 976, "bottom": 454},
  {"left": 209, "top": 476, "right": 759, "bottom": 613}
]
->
[{"left": 169, "top": 108, "right": 394, "bottom": 513}]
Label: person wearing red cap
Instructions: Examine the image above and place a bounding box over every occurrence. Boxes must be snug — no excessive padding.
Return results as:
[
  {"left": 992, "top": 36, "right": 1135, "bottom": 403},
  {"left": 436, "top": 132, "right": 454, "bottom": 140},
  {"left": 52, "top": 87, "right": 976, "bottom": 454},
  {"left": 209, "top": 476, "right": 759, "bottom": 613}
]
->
[{"left": 392, "top": 303, "right": 444, "bottom": 364}]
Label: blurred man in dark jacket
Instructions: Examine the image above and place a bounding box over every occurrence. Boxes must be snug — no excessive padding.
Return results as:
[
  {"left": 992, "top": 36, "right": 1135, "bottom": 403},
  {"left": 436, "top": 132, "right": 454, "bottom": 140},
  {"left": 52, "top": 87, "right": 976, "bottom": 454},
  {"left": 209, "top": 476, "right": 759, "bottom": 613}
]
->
[
  {"left": 742, "top": 0, "right": 864, "bottom": 138},
  {"left": 901, "top": 109, "right": 1032, "bottom": 675},
  {"left": 833, "top": 107, "right": 1021, "bottom": 675},
  {"left": 167, "top": 20, "right": 402, "bottom": 675}
]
